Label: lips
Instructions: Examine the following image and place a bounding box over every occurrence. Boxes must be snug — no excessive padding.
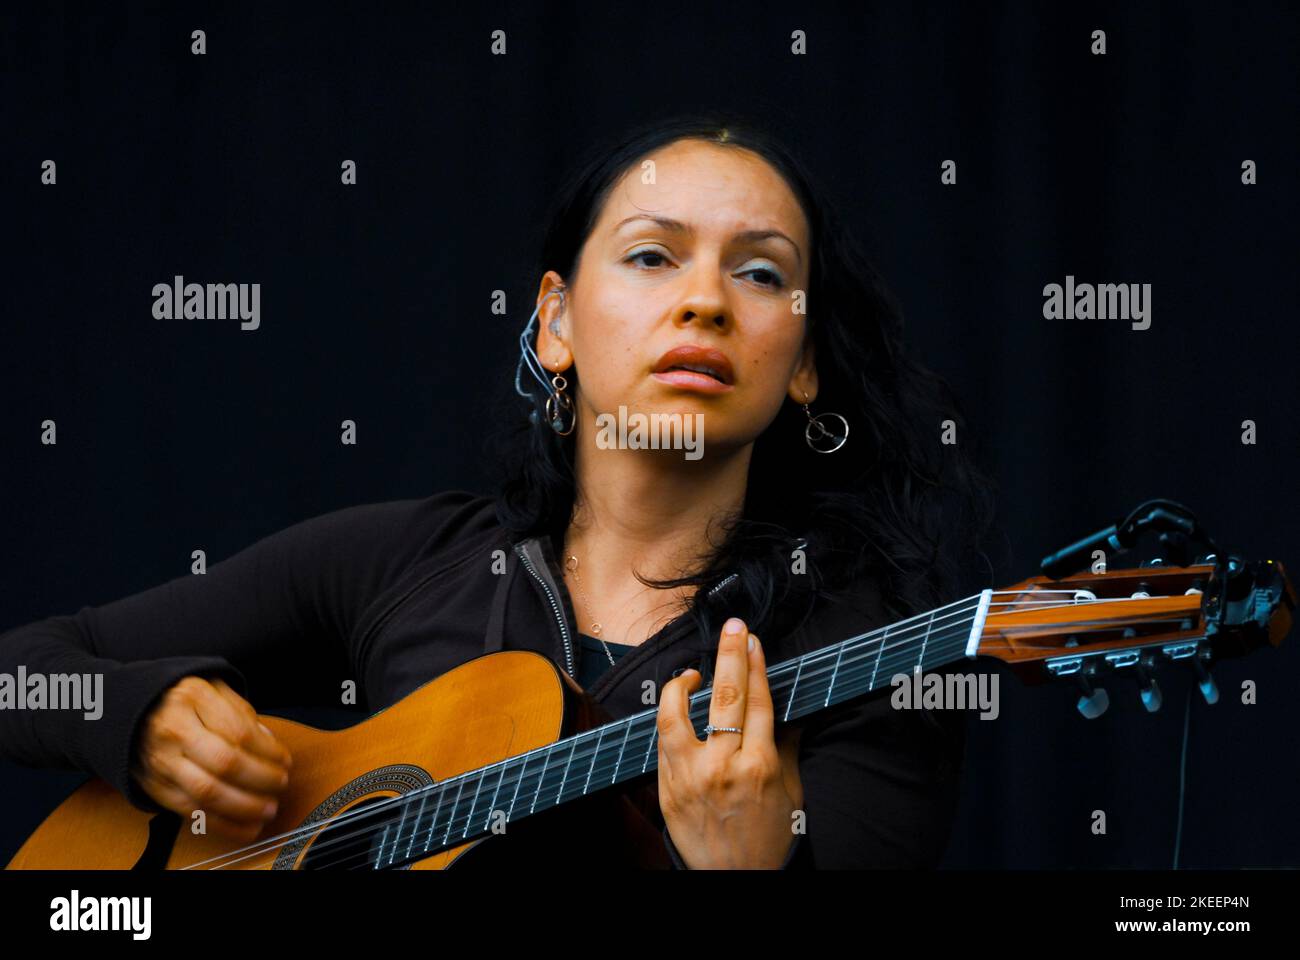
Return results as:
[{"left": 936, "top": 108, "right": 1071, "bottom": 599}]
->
[{"left": 651, "top": 345, "right": 735, "bottom": 386}]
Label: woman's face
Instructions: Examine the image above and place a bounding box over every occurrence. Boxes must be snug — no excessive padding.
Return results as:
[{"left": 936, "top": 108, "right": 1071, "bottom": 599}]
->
[{"left": 537, "top": 138, "right": 816, "bottom": 454}]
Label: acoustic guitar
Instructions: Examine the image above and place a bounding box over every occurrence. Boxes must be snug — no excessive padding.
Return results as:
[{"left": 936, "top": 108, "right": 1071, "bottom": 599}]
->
[{"left": 8, "top": 552, "right": 1293, "bottom": 869}]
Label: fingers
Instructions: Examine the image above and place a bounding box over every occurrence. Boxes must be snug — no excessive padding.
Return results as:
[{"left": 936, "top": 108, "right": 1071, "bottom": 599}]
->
[
  {"left": 740, "top": 632, "right": 775, "bottom": 754},
  {"left": 133, "top": 766, "right": 267, "bottom": 842},
  {"left": 175, "top": 708, "right": 291, "bottom": 796},
  {"left": 706, "top": 617, "right": 750, "bottom": 747},
  {"left": 208, "top": 679, "right": 293, "bottom": 768},
  {"left": 162, "top": 753, "right": 282, "bottom": 827},
  {"left": 656, "top": 666, "right": 705, "bottom": 770},
  {"left": 181, "top": 679, "right": 292, "bottom": 800}
]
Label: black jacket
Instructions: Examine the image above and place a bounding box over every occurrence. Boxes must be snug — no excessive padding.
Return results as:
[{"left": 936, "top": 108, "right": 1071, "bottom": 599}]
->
[{"left": 0, "top": 490, "right": 966, "bottom": 868}]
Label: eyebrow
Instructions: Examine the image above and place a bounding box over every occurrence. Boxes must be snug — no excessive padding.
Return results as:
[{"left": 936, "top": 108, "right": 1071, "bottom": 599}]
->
[{"left": 613, "top": 214, "right": 803, "bottom": 266}]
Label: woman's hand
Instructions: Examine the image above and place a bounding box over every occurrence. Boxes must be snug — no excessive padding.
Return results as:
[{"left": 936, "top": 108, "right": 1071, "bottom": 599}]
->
[
  {"left": 130, "top": 676, "right": 293, "bottom": 841},
  {"left": 657, "top": 617, "right": 804, "bottom": 868}
]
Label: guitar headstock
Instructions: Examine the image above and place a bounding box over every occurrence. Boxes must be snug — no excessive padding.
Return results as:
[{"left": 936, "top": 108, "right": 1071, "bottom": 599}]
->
[{"left": 972, "top": 556, "right": 1295, "bottom": 718}]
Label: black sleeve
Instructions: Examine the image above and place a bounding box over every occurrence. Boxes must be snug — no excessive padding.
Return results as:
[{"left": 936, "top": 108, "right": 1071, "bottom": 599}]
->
[
  {"left": 784, "top": 692, "right": 966, "bottom": 868},
  {"left": 0, "top": 494, "right": 464, "bottom": 814}
]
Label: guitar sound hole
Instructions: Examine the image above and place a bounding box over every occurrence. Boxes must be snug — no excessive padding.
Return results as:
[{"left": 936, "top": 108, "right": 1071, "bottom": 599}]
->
[{"left": 297, "top": 796, "right": 412, "bottom": 871}]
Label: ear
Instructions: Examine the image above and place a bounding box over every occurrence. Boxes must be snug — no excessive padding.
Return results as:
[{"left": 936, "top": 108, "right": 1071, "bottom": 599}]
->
[
  {"left": 534, "top": 270, "right": 573, "bottom": 373},
  {"left": 787, "top": 326, "right": 818, "bottom": 405}
]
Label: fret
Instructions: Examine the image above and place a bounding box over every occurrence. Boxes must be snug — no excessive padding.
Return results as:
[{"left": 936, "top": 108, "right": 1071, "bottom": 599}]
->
[
  {"left": 917, "top": 608, "right": 936, "bottom": 672},
  {"left": 485, "top": 763, "right": 507, "bottom": 833},
  {"left": 530, "top": 745, "right": 552, "bottom": 814},
  {"left": 538, "top": 743, "right": 570, "bottom": 811},
  {"left": 581, "top": 727, "right": 604, "bottom": 795},
  {"left": 375, "top": 823, "right": 389, "bottom": 869},
  {"left": 869, "top": 624, "right": 888, "bottom": 691},
  {"left": 405, "top": 790, "right": 426, "bottom": 860},
  {"left": 443, "top": 777, "right": 465, "bottom": 846},
  {"left": 553, "top": 738, "right": 579, "bottom": 806},
  {"left": 386, "top": 819, "right": 399, "bottom": 867},
  {"left": 782, "top": 656, "right": 804, "bottom": 722},
  {"left": 461, "top": 771, "right": 484, "bottom": 839},
  {"left": 641, "top": 721, "right": 657, "bottom": 773},
  {"left": 423, "top": 780, "right": 445, "bottom": 855},
  {"left": 507, "top": 754, "right": 527, "bottom": 823},
  {"left": 825, "top": 641, "right": 845, "bottom": 708},
  {"left": 612, "top": 718, "right": 633, "bottom": 784}
]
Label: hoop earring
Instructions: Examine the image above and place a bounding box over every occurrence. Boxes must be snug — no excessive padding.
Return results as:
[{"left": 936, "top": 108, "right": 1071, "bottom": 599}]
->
[
  {"left": 801, "top": 390, "right": 848, "bottom": 453},
  {"left": 546, "top": 373, "right": 576, "bottom": 436}
]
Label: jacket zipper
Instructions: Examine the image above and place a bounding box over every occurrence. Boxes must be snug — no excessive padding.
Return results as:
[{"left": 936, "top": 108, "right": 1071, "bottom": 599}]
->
[
  {"left": 707, "top": 573, "right": 740, "bottom": 597},
  {"left": 514, "top": 542, "right": 576, "bottom": 678}
]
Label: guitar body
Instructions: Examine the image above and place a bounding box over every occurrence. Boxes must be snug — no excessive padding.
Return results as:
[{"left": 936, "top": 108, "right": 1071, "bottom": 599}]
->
[{"left": 7, "top": 650, "right": 671, "bottom": 870}]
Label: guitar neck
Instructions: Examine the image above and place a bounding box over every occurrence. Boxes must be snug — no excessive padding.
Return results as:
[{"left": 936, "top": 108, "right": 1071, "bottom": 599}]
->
[{"left": 368, "top": 590, "right": 992, "bottom": 867}]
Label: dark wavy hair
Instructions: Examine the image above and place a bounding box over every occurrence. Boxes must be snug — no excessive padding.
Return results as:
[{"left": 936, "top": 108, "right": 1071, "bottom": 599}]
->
[{"left": 484, "top": 112, "right": 1000, "bottom": 657}]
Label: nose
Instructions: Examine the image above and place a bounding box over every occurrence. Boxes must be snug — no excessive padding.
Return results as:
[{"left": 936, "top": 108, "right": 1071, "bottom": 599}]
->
[{"left": 672, "top": 263, "right": 730, "bottom": 331}]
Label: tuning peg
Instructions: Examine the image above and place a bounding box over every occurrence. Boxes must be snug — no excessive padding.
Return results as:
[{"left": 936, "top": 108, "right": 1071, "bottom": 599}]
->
[
  {"left": 1134, "top": 664, "right": 1162, "bottom": 713},
  {"left": 1076, "top": 673, "right": 1110, "bottom": 719},
  {"left": 1191, "top": 656, "right": 1219, "bottom": 705}
]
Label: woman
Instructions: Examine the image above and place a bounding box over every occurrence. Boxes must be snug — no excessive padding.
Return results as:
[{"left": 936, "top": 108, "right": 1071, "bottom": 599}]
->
[{"left": 0, "top": 114, "right": 996, "bottom": 869}]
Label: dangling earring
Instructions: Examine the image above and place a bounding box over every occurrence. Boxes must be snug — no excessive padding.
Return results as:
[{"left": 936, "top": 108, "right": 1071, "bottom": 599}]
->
[
  {"left": 516, "top": 286, "right": 576, "bottom": 432},
  {"left": 801, "top": 390, "right": 848, "bottom": 453},
  {"left": 546, "top": 373, "right": 575, "bottom": 435}
]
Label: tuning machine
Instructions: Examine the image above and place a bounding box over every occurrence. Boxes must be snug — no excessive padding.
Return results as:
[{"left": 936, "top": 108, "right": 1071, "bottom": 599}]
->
[
  {"left": 1191, "top": 650, "right": 1219, "bottom": 704},
  {"left": 1075, "top": 669, "right": 1110, "bottom": 719}
]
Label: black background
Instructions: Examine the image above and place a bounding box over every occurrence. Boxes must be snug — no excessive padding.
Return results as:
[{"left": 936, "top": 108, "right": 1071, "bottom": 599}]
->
[{"left": 2, "top": 1, "right": 1297, "bottom": 869}]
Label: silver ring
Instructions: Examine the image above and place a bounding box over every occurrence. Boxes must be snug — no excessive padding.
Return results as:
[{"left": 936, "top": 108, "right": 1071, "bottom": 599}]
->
[{"left": 703, "top": 725, "right": 743, "bottom": 736}]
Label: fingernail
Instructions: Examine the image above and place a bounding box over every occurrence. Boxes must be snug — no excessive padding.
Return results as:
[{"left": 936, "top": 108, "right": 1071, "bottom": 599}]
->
[
  {"left": 748, "top": 634, "right": 755, "bottom": 651},
  {"left": 280, "top": 771, "right": 289, "bottom": 787},
  {"left": 258, "top": 723, "right": 273, "bottom": 736},
  {"left": 264, "top": 801, "right": 278, "bottom": 818},
  {"left": 724, "top": 617, "right": 745, "bottom": 635}
]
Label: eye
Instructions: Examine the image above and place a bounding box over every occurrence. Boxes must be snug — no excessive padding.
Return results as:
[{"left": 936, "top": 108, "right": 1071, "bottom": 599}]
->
[
  {"left": 624, "top": 248, "right": 672, "bottom": 270},
  {"left": 740, "top": 264, "right": 785, "bottom": 289}
]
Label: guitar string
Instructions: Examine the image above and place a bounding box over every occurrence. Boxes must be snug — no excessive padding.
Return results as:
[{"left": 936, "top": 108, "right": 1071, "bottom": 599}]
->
[{"left": 186, "top": 591, "right": 1191, "bottom": 869}]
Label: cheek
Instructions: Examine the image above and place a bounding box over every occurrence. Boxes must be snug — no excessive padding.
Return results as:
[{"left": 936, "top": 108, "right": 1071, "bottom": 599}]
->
[
  {"left": 573, "top": 324, "right": 645, "bottom": 400},
  {"left": 743, "top": 331, "right": 805, "bottom": 386}
]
